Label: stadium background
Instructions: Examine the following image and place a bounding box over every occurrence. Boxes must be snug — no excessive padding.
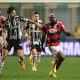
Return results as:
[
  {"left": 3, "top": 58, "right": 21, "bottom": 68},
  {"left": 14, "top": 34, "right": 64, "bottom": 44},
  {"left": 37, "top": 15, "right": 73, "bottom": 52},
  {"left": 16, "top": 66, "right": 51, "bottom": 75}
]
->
[
  {"left": 0, "top": 3, "right": 80, "bottom": 56},
  {"left": 0, "top": 3, "right": 80, "bottom": 80}
]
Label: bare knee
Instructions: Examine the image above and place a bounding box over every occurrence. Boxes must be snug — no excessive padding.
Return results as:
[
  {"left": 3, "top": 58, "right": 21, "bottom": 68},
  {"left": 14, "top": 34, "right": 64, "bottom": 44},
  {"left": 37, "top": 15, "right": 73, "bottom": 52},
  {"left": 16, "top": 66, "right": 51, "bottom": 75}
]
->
[
  {"left": 2, "top": 49, "right": 8, "bottom": 57},
  {"left": 57, "top": 51, "right": 65, "bottom": 61},
  {"left": 17, "top": 49, "right": 24, "bottom": 57}
]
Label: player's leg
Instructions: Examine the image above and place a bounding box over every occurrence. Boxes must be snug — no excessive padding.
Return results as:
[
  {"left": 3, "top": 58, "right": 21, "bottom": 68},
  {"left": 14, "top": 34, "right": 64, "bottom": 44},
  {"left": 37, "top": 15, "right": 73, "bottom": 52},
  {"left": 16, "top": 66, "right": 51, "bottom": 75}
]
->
[
  {"left": 29, "top": 51, "right": 34, "bottom": 65},
  {"left": 30, "top": 49, "right": 38, "bottom": 71},
  {"left": 30, "top": 52, "right": 41, "bottom": 66},
  {"left": 1, "top": 40, "right": 12, "bottom": 62},
  {"left": 49, "top": 45, "right": 65, "bottom": 77},
  {"left": 15, "top": 39, "right": 26, "bottom": 70},
  {"left": 30, "top": 51, "right": 40, "bottom": 66},
  {"left": 36, "top": 45, "right": 42, "bottom": 66},
  {"left": 49, "top": 46, "right": 57, "bottom": 77},
  {"left": 17, "top": 48, "right": 25, "bottom": 70},
  {"left": 36, "top": 52, "right": 41, "bottom": 65},
  {"left": 0, "top": 48, "right": 8, "bottom": 74},
  {"left": 49, "top": 51, "right": 65, "bottom": 77},
  {"left": 0, "top": 39, "right": 12, "bottom": 74},
  {"left": 31, "top": 53, "right": 41, "bottom": 72},
  {"left": 55, "top": 51, "right": 65, "bottom": 70},
  {"left": 32, "top": 53, "right": 41, "bottom": 67}
]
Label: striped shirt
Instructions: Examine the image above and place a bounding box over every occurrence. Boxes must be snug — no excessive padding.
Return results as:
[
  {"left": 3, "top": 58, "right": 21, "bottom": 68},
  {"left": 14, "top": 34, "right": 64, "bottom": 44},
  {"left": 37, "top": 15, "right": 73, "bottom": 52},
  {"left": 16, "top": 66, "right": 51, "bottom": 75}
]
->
[
  {"left": 3, "top": 16, "right": 27, "bottom": 39},
  {"left": 0, "top": 15, "right": 5, "bottom": 36},
  {"left": 42, "top": 21, "right": 66, "bottom": 46},
  {"left": 25, "top": 20, "right": 43, "bottom": 45}
]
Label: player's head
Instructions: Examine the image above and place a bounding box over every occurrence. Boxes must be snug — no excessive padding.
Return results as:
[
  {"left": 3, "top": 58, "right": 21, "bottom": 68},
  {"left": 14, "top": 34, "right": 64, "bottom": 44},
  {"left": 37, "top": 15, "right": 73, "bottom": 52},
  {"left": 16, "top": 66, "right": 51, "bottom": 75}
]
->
[
  {"left": 49, "top": 13, "right": 57, "bottom": 25},
  {"left": 7, "top": 7, "right": 16, "bottom": 20},
  {"left": 32, "top": 11, "right": 40, "bottom": 22}
]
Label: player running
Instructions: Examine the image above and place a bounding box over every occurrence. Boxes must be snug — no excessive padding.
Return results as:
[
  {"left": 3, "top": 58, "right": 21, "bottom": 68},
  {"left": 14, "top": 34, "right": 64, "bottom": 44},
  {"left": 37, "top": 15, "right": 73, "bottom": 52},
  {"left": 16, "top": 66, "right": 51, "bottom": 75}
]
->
[
  {"left": 24, "top": 11, "right": 43, "bottom": 71},
  {"left": 0, "top": 7, "right": 34, "bottom": 74},
  {"left": 32, "top": 13, "right": 74, "bottom": 77}
]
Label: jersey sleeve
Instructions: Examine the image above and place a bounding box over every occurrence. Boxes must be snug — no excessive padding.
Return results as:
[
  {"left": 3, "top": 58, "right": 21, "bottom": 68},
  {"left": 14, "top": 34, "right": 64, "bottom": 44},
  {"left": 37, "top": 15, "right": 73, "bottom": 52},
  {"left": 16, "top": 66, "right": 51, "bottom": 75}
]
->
[
  {"left": 59, "top": 22, "right": 67, "bottom": 32},
  {"left": 19, "top": 16, "right": 28, "bottom": 22}
]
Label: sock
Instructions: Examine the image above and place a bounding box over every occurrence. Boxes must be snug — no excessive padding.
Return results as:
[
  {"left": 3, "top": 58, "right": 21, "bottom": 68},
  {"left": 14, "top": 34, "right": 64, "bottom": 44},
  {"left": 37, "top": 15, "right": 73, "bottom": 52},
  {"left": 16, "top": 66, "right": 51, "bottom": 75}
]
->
[{"left": 33, "top": 54, "right": 39, "bottom": 66}]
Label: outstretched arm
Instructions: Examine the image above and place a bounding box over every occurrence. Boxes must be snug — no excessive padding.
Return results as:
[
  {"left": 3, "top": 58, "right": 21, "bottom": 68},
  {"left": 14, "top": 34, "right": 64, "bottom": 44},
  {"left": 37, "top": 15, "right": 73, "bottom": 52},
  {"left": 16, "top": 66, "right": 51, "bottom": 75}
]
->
[
  {"left": 60, "top": 22, "right": 74, "bottom": 37},
  {"left": 27, "top": 19, "right": 43, "bottom": 29},
  {"left": 41, "top": 32, "right": 47, "bottom": 53},
  {"left": 64, "top": 32, "right": 74, "bottom": 37},
  {"left": 22, "top": 28, "right": 31, "bottom": 40}
]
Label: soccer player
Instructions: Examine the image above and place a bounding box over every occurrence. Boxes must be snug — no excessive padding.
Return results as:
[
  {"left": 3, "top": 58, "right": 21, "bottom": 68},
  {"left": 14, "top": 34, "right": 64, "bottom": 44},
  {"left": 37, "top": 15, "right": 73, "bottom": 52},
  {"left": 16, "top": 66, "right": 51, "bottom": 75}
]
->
[
  {"left": 0, "top": 7, "right": 34, "bottom": 74},
  {"left": 33, "top": 13, "right": 74, "bottom": 77},
  {"left": 0, "top": 11, "right": 5, "bottom": 60},
  {"left": 24, "top": 11, "right": 43, "bottom": 71}
]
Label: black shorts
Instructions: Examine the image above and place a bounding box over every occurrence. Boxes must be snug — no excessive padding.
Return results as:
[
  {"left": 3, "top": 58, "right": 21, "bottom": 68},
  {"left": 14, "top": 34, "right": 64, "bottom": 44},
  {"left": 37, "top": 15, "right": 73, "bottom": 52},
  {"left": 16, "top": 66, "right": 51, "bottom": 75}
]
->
[
  {"left": 31, "top": 44, "right": 42, "bottom": 52},
  {"left": 3, "top": 39, "right": 23, "bottom": 51}
]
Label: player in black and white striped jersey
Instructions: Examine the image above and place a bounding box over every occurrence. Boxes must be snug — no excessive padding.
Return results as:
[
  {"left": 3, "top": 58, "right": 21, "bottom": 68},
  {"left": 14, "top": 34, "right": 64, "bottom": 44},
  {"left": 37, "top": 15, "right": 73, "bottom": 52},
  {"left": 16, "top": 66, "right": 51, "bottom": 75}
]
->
[
  {"left": 24, "top": 11, "right": 43, "bottom": 71},
  {"left": 0, "top": 7, "right": 34, "bottom": 74}
]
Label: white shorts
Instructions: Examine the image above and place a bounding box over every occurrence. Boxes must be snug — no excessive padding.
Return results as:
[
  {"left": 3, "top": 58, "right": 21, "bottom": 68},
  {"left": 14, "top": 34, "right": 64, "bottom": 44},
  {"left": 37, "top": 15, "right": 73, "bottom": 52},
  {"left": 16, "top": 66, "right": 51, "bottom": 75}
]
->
[
  {"left": 49, "top": 43, "right": 63, "bottom": 55},
  {"left": 0, "top": 37, "right": 3, "bottom": 46}
]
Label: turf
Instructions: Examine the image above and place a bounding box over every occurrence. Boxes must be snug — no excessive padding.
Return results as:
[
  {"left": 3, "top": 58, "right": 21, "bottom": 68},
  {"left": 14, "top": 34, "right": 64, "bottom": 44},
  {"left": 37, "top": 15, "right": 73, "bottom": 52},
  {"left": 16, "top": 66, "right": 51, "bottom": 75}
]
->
[{"left": 0, "top": 56, "right": 80, "bottom": 80}]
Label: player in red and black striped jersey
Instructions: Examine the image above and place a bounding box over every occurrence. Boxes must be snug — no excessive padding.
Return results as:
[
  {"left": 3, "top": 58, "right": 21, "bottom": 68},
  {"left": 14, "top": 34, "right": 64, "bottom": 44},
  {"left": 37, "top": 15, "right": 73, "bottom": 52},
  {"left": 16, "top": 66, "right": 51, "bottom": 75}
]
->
[
  {"left": 42, "top": 20, "right": 72, "bottom": 46},
  {"left": 0, "top": 11, "right": 5, "bottom": 60},
  {"left": 35, "top": 13, "right": 74, "bottom": 77}
]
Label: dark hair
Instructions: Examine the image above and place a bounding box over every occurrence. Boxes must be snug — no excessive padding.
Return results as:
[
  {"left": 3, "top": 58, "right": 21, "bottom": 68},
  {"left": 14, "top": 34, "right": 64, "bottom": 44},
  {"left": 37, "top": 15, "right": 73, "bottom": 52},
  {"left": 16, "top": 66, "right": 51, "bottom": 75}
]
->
[
  {"left": 7, "top": 7, "right": 15, "bottom": 14},
  {"left": 32, "top": 11, "right": 39, "bottom": 15},
  {"left": 49, "top": 13, "right": 55, "bottom": 18}
]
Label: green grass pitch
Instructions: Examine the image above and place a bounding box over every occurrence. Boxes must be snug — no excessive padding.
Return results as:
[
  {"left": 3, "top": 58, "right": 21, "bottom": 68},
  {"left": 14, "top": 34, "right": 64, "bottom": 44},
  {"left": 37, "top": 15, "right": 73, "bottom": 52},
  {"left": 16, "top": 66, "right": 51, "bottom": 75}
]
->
[{"left": 0, "top": 56, "right": 80, "bottom": 80}]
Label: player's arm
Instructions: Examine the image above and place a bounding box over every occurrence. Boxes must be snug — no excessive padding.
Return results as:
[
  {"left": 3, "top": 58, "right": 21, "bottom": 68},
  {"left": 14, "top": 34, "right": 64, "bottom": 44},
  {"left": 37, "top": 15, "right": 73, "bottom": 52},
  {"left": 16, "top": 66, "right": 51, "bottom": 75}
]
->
[
  {"left": 61, "top": 23, "right": 74, "bottom": 37},
  {"left": 41, "top": 32, "right": 46, "bottom": 53},
  {"left": 22, "top": 23, "right": 31, "bottom": 40},
  {"left": 27, "top": 19, "right": 43, "bottom": 29},
  {"left": 22, "top": 29, "right": 31, "bottom": 39},
  {"left": 19, "top": 16, "right": 37, "bottom": 24},
  {"left": 33, "top": 21, "right": 42, "bottom": 29},
  {"left": 41, "top": 25, "right": 47, "bottom": 53}
]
